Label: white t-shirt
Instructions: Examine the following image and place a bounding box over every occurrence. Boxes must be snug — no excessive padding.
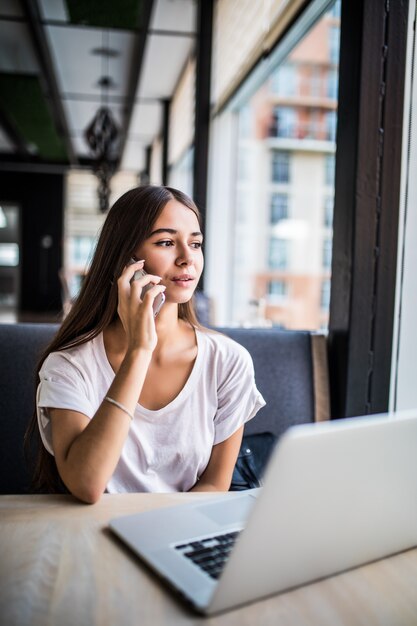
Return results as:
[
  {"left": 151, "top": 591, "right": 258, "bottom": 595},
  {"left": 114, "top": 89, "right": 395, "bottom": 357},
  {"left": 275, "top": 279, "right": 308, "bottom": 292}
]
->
[{"left": 37, "top": 329, "right": 265, "bottom": 493}]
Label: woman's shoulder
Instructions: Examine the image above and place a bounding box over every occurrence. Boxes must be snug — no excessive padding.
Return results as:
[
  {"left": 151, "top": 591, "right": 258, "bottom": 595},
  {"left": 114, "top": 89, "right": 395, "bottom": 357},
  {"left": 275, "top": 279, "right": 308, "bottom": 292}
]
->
[{"left": 40, "top": 334, "right": 102, "bottom": 375}]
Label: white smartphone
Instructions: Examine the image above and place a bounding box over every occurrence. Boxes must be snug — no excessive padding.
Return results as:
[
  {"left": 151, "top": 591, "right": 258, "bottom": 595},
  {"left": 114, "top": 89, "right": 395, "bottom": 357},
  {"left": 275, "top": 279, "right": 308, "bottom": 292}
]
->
[{"left": 130, "top": 263, "right": 165, "bottom": 317}]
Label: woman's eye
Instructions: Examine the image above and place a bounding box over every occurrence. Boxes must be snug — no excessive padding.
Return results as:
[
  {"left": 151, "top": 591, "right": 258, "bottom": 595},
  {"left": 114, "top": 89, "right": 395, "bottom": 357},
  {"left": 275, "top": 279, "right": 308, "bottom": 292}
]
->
[
  {"left": 191, "top": 241, "right": 203, "bottom": 249},
  {"left": 155, "top": 240, "right": 173, "bottom": 247}
]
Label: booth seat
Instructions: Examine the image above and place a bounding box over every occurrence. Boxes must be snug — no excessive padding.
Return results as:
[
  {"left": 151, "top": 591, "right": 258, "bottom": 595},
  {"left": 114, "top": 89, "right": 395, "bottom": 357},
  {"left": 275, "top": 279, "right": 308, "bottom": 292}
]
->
[{"left": 0, "top": 323, "right": 329, "bottom": 494}]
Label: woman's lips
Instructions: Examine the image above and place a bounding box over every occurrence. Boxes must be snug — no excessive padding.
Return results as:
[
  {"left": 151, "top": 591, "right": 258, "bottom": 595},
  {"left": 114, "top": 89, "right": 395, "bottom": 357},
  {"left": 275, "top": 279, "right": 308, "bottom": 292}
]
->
[{"left": 171, "top": 276, "right": 194, "bottom": 287}]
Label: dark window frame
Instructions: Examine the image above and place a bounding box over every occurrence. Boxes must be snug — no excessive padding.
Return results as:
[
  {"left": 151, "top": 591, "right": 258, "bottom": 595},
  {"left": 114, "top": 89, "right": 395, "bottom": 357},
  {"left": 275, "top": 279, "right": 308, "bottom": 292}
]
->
[{"left": 328, "top": 0, "right": 409, "bottom": 418}]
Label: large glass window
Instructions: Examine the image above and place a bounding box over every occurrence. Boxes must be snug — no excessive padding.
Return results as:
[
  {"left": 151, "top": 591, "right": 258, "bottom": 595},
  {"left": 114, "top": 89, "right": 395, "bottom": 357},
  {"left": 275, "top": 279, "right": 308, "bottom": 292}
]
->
[
  {"left": 325, "top": 154, "right": 336, "bottom": 185},
  {"left": 227, "top": 0, "right": 340, "bottom": 329},
  {"left": 271, "top": 63, "right": 296, "bottom": 96}
]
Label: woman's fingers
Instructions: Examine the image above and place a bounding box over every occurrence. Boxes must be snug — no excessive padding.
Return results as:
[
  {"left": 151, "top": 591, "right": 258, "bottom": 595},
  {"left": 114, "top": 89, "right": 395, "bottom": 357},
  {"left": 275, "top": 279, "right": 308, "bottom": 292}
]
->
[
  {"left": 140, "top": 283, "right": 166, "bottom": 304},
  {"left": 117, "top": 260, "right": 145, "bottom": 296}
]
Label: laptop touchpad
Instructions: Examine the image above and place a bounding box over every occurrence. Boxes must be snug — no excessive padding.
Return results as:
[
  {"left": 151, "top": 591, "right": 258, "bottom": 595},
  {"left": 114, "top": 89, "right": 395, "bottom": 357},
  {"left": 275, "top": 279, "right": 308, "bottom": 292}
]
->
[{"left": 197, "top": 495, "right": 255, "bottom": 526}]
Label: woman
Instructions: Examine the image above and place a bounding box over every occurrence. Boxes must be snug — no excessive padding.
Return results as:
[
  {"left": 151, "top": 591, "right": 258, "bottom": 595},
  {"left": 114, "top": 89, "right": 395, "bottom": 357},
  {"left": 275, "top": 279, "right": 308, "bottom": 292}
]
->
[{"left": 28, "top": 185, "right": 265, "bottom": 503}]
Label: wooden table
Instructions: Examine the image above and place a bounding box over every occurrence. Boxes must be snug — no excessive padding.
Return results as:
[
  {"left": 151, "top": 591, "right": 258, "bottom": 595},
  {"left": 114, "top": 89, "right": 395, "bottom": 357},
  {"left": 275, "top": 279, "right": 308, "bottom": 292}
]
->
[{"left": 1, "top": 494, "right": 417, "bottom": 626}]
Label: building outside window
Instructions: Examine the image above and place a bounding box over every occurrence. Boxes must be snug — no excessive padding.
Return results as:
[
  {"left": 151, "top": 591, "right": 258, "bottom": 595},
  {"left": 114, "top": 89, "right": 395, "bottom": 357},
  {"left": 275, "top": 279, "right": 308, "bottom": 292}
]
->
[
  {"left": 269, "top": 238, "right": 288, "bottom": 269},
  {"left": 322, "top": 238, "right": 332, "bottom": 269},
  {"left": 224, "top": 0, "right": 340, "bottom": 329},
  {"left": 321, "top": 278, "right": 331, "bottom": 309},
  {"left": 325, "top": 110, "right": 337, "bottom": 141},
  {"left": 329, "top": 25, "right": 340, "bottom": 65},
  {"left": 267, "top": 279, "right": 288, "bottom": 300},
  {"left": 272, "top": 151, "right": 290, "bottom": 183},
  {"left": 327, "top": 68, "right": 339, "bottom": 99},
  {"left": 270, "top": 193, "right": 289, "bottom": 224},
  {"left": 310, "top": 66, "right": 322, "bottom": 97},
  {"left": 271, "top": 107, "right": 297, "bottom": 138},
  {"left": 325, "top": 154, "right": 336, "bottom": 185},
  {"left": 271, "top": 63, "right": 296, "bottom": 96},
  {"left": 324, "top": 195, "right": 334, "bottom": 228}
]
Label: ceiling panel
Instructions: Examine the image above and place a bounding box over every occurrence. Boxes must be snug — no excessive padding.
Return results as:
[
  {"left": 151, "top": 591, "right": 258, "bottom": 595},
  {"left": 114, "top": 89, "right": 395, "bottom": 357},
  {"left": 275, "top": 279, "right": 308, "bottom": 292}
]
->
[
  {"left": 45, "top": 26, "right": 135, "bottom": 97},
  {"left": 138, "top": 33, "right": 193, "bottom": 99},
  {"left": 38, "top": 0, "right": 69, "bottom": 21},
  {"left": 0, "top": 22, "right": 39, "bottom": 74},
  {"left": 129, "top": 102, "right": 162, "bottom": 142},
  {"left": 151, "top": 0, "right": 196, "bottom": 33},
  {"left": 120, "top": 139, "right": 146, "bottom": 171}
]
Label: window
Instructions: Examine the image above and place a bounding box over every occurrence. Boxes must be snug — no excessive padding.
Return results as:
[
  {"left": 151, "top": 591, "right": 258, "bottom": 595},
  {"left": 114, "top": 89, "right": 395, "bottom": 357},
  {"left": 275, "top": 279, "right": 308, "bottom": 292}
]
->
[
  {"left": 321, "top": 279, "right": 331, "bottom": 309},
  {"left": 216, "top": 0, "right": 340, "bottom": 328},
  {"left": 268, "top": 280, "right": 288, "bottom": 300},
  {"left": 327, "top": 68, "right": 338, "bottom": 99},
  {"left": 325, "top": 111, "right": 337, "bottom": 141},
  {"left": 310, "top": 67, "right": 322, "bottom": 97},
  {"left": 329, "top": 25, "right": 340, "bottom": 65},
  {"left": 322, "top": 238, "right": 332, "bottom": 269},
  {"left": 271, "top": 63, "right": 296, "bottom": 96},
  {"left": 0, "top": 243, "right": 19, "bottom": 267},
  {"left": 324, "top": 196, "right": 333, "bottom": 227},
  {"left": 272, "top": 151, "right": 290, "bottom": 183},
  {"left": 239, "top": 104, "right": 253, "bottom": 138},
  {"left": 237, "top": 149, "right": 250, "bottom": 180},
  {"left": 269, "top": 238, "right": 288, "bottom": 269},
  {"left": 271, "top": 107, "right": 297, "bottom": 139},
  {"left": 328, "top": 0, "right": 341, "bottom": 20},
  {"left": 325, "top": 154, "right": 335, "bottom": 185},
  {"left": 70, "top": 236, "right": 95, "bottom": 267},
  {"left": 270, "top": 194, "right": 288, "bottom": 223}
]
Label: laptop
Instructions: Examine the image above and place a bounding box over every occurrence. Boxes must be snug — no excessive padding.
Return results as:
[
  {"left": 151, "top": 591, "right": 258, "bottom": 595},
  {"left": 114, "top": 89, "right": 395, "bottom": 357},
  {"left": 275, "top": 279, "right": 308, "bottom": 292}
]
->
[{"left": 109, "top": 410, "right": 417, "bottom": 615}]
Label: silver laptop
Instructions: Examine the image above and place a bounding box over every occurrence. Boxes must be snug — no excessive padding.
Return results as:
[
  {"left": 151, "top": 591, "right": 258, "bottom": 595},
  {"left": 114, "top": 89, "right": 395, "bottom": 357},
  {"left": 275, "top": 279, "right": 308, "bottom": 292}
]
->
[{"left": 109, "top": 411, "right": 417, "bottom": 615}]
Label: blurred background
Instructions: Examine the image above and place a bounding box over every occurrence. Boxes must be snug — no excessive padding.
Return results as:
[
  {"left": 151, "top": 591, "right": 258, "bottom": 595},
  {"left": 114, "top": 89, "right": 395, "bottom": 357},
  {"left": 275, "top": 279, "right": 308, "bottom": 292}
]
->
[{"left": 0, "top": 0, "right": 340, "bottom": 330}]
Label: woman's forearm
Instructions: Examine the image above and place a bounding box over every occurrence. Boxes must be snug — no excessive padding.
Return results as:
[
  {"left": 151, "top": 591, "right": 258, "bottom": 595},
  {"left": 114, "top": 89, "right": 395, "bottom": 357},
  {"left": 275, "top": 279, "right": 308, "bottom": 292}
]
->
[{"left": 55, "top": 348, "right": 152, "bottom": 503}]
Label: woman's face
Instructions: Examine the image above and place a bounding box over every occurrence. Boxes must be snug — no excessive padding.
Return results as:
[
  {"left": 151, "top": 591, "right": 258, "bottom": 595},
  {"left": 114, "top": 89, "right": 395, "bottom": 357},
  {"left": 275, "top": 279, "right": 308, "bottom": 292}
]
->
[{"left": 134, "top": 199, "right": 204, "bottom": 304}]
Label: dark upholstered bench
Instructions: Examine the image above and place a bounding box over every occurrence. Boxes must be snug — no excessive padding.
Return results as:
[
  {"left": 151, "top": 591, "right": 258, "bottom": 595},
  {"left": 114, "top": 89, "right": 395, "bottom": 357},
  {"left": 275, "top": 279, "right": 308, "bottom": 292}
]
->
[{"left": 0, "top": 323, "right": 329, "bottom": 494}]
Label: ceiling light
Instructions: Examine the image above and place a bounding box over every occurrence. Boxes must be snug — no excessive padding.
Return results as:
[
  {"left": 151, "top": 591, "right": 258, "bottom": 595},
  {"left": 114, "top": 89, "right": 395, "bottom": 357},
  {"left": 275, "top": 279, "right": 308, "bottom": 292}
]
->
[{"left": 84, "top": 107, "right": 119, "bottom": 213}]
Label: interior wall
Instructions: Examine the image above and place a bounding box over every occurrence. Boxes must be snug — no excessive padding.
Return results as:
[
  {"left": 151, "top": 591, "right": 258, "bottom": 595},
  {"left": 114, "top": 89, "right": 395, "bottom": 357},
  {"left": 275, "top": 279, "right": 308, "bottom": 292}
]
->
[{"left": 0, "top": 170, "right": 64, "bottom": 314}]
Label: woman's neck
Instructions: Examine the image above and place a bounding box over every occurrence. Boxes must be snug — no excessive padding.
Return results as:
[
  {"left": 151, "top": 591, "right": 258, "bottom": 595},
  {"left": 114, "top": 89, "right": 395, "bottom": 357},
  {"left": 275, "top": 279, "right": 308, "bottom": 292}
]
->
[{"left": 105, "top": 308, "right": 190, "bottom": 357}]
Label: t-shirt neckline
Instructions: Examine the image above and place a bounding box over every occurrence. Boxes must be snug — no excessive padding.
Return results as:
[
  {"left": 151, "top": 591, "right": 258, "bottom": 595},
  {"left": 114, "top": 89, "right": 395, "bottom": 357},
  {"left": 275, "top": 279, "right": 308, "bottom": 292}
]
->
[{"left": 95, "top": 328, "right": 205, "bottom": 415}]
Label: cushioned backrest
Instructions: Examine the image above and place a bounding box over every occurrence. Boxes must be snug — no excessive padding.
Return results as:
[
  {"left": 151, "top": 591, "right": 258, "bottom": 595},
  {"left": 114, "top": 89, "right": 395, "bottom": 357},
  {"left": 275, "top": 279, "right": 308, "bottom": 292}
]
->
[
  {"left": 218, "top": 328, "right": 315, "bottom": 438},
  {"left": 0, "top": 323, "right": 59, "bottom": 494}
]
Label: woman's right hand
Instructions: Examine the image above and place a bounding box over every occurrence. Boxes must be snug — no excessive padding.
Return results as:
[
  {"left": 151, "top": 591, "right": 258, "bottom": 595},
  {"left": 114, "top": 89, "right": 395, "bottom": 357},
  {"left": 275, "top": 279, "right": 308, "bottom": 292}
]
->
[{"left": 117, "top": 260, "right": 166, "bottom": 353}]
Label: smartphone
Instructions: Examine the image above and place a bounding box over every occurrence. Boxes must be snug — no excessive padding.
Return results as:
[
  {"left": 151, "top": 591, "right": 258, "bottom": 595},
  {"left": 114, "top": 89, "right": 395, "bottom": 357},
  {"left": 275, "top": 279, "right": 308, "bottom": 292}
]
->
[{"left": 130, "top": 263, "right": 165, "bottom": 317}]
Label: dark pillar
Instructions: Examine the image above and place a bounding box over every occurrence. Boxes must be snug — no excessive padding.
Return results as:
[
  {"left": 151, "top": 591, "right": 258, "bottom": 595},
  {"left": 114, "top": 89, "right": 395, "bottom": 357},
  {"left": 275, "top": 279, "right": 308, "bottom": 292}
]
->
[
  {"left": 0, "top": 170, "right": 64, "bottom": 314},
  {"left": 193, "top": 0, "right": 214, "bottom": 229},
  {"left": 162, "top": 99, "right": 170, "bottom": 185},
  {"left": 328, "top": 0, "right": 409, "bottom": 418}
]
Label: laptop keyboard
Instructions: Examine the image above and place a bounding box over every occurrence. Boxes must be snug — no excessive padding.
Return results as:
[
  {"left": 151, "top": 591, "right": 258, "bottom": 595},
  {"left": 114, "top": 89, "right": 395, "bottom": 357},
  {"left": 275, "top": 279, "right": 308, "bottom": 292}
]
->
[{"left": 175, "top": 530, "right": 241, "bottom": 580}]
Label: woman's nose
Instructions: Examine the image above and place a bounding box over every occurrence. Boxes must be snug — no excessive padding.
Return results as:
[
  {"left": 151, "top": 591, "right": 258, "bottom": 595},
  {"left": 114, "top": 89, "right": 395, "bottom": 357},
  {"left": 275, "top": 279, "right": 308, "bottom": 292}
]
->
[
  {"left": 176, "top": 245, "right": 193, "bottom": 266},
  {"left": 176, "top": 254, "right": 193, "bottom": 266}
]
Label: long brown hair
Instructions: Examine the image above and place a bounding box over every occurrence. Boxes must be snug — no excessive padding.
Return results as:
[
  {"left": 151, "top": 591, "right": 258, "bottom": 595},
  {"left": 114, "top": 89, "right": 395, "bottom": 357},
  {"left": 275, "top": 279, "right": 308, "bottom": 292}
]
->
[{"left": 25, "top": 185, "right": 203, "bottom": 493}]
